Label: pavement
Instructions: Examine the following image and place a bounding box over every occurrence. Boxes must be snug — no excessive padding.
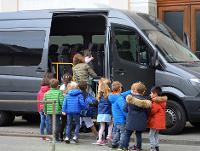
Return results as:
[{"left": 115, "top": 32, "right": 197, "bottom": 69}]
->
[
  {"left": 0, "top": 117, "right": 199, "bottom": 147},
  {"left": 1, "top": 135, "right": 200, "bottom": 151}
]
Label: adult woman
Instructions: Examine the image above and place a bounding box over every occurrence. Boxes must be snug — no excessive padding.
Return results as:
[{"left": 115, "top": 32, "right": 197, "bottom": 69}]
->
[{"left": 73, "top": 53, "right": 97, "bottom": 84}]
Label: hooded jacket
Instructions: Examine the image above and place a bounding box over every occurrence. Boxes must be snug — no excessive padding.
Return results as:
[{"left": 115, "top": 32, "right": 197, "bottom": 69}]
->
[
  {"left": 124, "top": 94, "right": 148, "bottom": 131},
  {"left": 62, "top": 89, "right": 86, "bottom": 114},
  {"left": 37, "top": 85, "right": 50, "bottom": 112},
  {"left": 147, "top": 96, "right": 167, "bottom": 129},
  {"left": 44, "top": 88, "right": 64, "bottom": 115},
  {"left": 109, "top": 93, "right": 127, "bottom": 125}
]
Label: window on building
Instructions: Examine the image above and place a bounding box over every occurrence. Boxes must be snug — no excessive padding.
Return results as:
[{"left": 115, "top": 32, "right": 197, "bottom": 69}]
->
[{"left": 0, "top": 30, "right": 45, "bottom": 66}]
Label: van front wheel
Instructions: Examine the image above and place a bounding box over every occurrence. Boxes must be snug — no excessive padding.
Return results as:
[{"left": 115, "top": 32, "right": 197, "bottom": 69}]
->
[{"left": 160, "top": 100, "right": 186, "bottom": 135}]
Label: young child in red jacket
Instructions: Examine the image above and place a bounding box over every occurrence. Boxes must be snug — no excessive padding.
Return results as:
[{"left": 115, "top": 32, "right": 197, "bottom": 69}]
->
[{"left": 148, "top": 86, "right": 167, "bottom": 151}]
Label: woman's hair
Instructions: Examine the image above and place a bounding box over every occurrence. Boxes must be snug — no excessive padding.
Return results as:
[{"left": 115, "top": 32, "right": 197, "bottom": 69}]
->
[
  {"left": 97, "top": 82, "right": 110, "bottom": 101},
  {"left": 73, "top": 53, "right": 85, "bottom": 65},
  {"left": 62, "top": 73, "right": 72, "bottom": 84},
  {"left": 41, "top": 72, "right": 53, "bottom": 86}
]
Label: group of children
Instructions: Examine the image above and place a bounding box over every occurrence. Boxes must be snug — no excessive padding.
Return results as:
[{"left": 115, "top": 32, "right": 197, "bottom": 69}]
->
[
  {"left": 37, "top": 52, "right": 167, "bottom": 151},
  {"left": 93, "top": 79, "right": 167, "bottom": 151}
]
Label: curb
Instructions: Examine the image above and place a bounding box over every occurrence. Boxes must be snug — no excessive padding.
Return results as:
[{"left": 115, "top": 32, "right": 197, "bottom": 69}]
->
[{"left": 79, "top": 133, "right": 200, "bottom": 146}]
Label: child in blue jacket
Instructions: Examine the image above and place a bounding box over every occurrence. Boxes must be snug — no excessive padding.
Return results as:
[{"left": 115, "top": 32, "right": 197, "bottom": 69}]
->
[
  {"left": 96, "top": 82, "right": 113, "bottom": 145},
  {"left": 62, "top": 81, "right": 87, "bottom": 143},
  {"left": 108, "top": 81, "right": 128, "bottom": 149}
]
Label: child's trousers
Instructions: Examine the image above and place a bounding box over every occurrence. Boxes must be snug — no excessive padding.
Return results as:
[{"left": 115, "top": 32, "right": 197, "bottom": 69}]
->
[{"left": 149, "top": 128, "right": 159, "bottom": 149}]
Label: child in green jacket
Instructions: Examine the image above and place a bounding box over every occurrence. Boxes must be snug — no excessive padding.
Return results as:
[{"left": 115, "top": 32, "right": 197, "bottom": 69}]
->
[{"left": 44, "top": 78, "right": 64, "bottom": 141}]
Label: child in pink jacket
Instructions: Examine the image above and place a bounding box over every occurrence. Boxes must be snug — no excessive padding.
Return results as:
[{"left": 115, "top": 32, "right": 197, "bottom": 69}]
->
[{"left": 37, "top": 72, "right": 53, "bottom": 140}]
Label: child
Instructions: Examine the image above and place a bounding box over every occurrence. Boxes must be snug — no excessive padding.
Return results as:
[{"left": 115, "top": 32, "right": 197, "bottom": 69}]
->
[
  {"left": 96, "top": 82, "right": 113, "bottom": 145},
  {"left": 59, "top": 73, "right": 72, "bottom": 141},
  {"left": 60, "top": 73, "right": 72, "bottom": 95},
  {"left": 108, "top": 81, "right": 127, "bottom": 149},
  {"left": 78, "top": 81, "right": 98, "bottom": 138},
  {"left": 120, "top": 82, "right": 148, "bottom": 151},
  {"left": 84, "top": 49, "right": 94, "bottom": 64},
  {"left": 62, "top": 81, "right": 87, "bottom": 143},
  {"left": 148, "top": 86, "right": 167, "bottom": 151},
  {"left": 37, "top": 72, "right": 53, "bottom": 140},
  {"left": 44, "top": 78, "right": 64, "bottom": 141}
]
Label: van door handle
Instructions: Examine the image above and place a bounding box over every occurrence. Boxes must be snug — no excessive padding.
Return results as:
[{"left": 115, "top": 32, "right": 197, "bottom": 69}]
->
[
  {"left": 36, "top": 67, "right": 45, "bottom": 72},
  {"left": 114, "top": 69, "right": 125, "bottom": 76}
]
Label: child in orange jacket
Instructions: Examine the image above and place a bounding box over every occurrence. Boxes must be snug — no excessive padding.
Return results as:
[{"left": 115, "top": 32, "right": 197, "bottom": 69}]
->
[{"left": 148, "top": 86, "right": 167, "bottom": 151}]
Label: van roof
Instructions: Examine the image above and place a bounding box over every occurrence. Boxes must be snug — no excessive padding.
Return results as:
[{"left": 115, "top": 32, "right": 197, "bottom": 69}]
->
[
  {"left": 0, "top": 8, "right": 159, "bottom": 31},
  {"left": 0, "top": 8, "right": 111, "bottom": 20}
]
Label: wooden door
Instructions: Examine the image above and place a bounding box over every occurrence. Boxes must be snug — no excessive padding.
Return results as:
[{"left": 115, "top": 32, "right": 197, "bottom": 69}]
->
[{"left": 158, "top": 5, "right": 190, "bottom": 42}]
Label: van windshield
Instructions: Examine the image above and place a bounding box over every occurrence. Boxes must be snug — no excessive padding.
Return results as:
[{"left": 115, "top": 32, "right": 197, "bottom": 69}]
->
[
  {"left": 145, "top": 30, "right": 199, "bottom": 63},
  {"left": 127, "top": 12, "right": 200, "bottom": 63}
]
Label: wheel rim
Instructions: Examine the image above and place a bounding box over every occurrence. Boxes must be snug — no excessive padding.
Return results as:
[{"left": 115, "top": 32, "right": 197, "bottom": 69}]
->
[{"left": 166, "top": 108, "right": 177, "bottom": 128}]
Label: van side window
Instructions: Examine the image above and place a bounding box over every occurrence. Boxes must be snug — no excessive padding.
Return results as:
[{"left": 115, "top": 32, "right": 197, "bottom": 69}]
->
[
  {"left": 114, "top": 28, "right": 150, "bottom": 66},
  {"left": 0, "top": 30, "right": 45, "bottom": 66}
]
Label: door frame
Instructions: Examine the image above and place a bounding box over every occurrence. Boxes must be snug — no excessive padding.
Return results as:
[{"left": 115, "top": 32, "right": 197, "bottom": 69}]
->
[{"left": 191, "top": 4, "right": 200, "bottom": 52}]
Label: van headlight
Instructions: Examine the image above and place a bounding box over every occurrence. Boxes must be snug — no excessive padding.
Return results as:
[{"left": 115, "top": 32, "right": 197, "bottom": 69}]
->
[{"left": 189, "top": 78, "right": 200, "bottom": 85}]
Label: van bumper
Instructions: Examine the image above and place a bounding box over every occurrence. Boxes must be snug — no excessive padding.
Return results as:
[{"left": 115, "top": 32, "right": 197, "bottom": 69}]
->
[{"left": 182, "top": 96, "right": 200, "bottom": 122}]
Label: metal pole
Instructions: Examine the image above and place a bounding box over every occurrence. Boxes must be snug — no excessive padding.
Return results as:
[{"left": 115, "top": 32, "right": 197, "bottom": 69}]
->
[{"left": 52, "top": 101, "right": 55, "bottom": 151}]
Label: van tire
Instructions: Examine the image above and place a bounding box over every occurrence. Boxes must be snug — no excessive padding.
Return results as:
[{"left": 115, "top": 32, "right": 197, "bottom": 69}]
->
[
  {"left": 0, "top": 111, "right": 15, "bottom": 126},
  {"left": 160, "top": 100, "right": 186, "bottom": 135}
]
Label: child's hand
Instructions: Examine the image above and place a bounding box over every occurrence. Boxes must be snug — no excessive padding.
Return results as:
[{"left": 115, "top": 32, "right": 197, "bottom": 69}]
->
[
  {"left": 62, "top": 112, "right": 66, "bottom": 115},
  {"left": 146, "top": 100, "right": 152, "bottom": 108}
]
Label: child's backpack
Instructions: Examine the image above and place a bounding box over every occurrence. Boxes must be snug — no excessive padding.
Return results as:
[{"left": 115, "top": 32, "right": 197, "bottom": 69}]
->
[{"left": 80, "top": 92, "right": 97, "bottom": 117}]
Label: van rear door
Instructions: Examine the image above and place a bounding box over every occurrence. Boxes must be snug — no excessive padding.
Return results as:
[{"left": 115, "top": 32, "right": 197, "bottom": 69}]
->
[{"left": 109, "top": 23, "right": 155, "bottom": 92}]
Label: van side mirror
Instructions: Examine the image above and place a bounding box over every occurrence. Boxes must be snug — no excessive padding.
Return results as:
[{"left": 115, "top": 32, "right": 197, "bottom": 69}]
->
[
  {"left": 183, "top": 32, "right": 190, "bottom": 49},
  {"left": 150, "top": 51, "right": 159, "bottom": 68}
]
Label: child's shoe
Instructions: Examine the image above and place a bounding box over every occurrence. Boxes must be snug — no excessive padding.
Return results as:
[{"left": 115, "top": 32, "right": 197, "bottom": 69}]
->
[
  {"left": 96, "top": 140, "right": 106, "bottom": 146},
  {"left": 129, "top": 144, "right": 137, "bottom": 150},
  {"left": 45, "top": 137, "right": 51, "bottom": 141},
  {"left": 106, "top": 135, "right": 112, "bottom": 141},
  {"left": 155, "top": 146, "right": 159, "bottom": 151},
  {"left": 72, "top": 136, "right": 79, "bottom": 143},
  {"left": 117, "top": 147, "right": 128, "bottom": 151},
  {"left": 150, "top": 147, "right": 156, "bottom": 151},
  {"left": 64, "top": 137, "right": 70, "bottom": 143},
  {"left": 41, "top": 136, "right": 46, "bottom": 140}
]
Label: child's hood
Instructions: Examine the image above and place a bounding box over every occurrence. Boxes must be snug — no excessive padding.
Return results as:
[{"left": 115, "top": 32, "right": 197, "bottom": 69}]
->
[
  {"left": 68, "top": 89, "right": 82, "bottom": 96},
  {"left": 152, "top": 96, "right": 168, "bottom": 102},
  {"left": 40, "top": 85, "right": 50, "bottom": 93},
  {"left": 108, "top": 93, "right": 121, "bottom": 104}
]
